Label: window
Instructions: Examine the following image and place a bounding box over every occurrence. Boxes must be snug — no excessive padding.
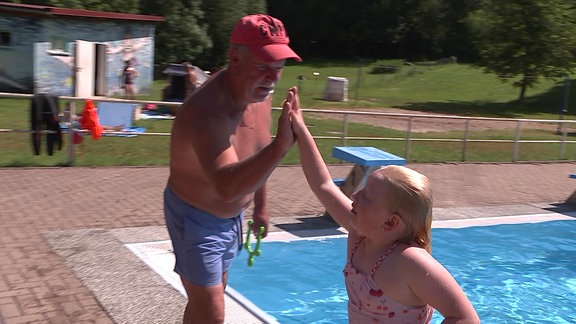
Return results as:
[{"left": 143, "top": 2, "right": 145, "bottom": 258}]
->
[
  {"left": 0, "top": 31, "right": 11, "bottom": 46},
  {"left": 50, "top": 36, "right": 67, "bottom": 51},
  {"left": 48, "top": 36, "right": 72, "bottom": 55}
]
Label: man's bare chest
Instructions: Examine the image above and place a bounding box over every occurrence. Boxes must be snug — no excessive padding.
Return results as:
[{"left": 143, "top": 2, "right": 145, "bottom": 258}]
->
[{"left": 231, "top": 125, "right": 267, "bottom": 158}]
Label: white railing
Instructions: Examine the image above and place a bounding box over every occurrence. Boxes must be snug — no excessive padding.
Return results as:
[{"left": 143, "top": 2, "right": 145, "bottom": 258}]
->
[
  {"left": 2, "top": 92, "right": 576, "bottom": 165},
  {"left": 299, "top": 108, "right": 576, "bottom": 162},
  {"left": 0, "top": 93, "right": 181, "bottom": 165}
]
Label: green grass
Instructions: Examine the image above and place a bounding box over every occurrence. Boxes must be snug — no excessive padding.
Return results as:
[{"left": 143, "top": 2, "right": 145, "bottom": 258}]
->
[
  {"left": 2, "top": 60, "right": 575, "bottom": 167},
  {"left": 274, "top": 60, "right": 573, "bottom": 119},
  {"left": 276, "top": 113, "right": 576, "bottom": 164}
]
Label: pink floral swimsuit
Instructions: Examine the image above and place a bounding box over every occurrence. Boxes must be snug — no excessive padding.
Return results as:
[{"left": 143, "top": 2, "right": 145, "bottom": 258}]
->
[{"left": 343, "top": 237, "right": 434, "bottom": 323}]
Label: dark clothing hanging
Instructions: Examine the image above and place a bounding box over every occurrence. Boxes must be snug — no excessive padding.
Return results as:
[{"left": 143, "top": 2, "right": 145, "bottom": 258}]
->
[{"left": 30, "top": 93, "right": 63, "bottom": 156}]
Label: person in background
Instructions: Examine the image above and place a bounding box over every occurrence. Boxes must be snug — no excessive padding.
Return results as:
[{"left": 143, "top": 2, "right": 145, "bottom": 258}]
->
[
  {"left": 183, "top": 62, "right": 198, "bottom": 98},
  {"left": 164, "top": 14, "right": 301, "bottom": 323},
  {"left": 121, "top": 59, "right": 138, "bottom": 99},
  {"left": 285, "top": 86, "right": 480, "bottom": 323}
]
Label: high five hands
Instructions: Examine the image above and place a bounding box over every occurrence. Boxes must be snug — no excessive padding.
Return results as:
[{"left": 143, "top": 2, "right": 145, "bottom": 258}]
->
[{"left": 282, "top": 86, "right": 306, "bottom": 136}]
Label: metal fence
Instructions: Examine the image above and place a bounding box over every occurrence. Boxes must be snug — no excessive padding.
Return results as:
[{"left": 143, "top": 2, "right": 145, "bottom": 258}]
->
[
  {"left": 303, "top": 108, "right": 576, "bottom": 162},
  {"left": 2, "top": 92, "right": 576, "bottom": 165}
]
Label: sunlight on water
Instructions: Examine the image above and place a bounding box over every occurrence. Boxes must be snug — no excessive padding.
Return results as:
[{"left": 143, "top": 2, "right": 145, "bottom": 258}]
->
[{"left": 229, "top": 220, "right": 576, "bottom": 324}]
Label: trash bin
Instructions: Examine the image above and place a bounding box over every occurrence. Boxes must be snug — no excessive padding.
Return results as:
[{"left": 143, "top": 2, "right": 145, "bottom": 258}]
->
[{"left": 323, "top": 76, "right": 348, "bottom": 101}]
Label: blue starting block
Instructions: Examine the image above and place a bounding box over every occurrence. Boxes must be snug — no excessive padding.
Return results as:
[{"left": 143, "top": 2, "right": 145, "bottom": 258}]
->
[
  {"left": 332, "top": 146, "right": 406, "bottom": 167},
  {"left": 332, "top": 146, "right": 406, "bottom": 198},
  {"left": 332, "top": 177, "right": 346, "bottom": 187}
]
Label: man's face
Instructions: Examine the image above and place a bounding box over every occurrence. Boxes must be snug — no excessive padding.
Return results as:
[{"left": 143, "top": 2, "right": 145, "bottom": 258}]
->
[{"left": 233, "top": 47, "right": 286, "bottom": 103}]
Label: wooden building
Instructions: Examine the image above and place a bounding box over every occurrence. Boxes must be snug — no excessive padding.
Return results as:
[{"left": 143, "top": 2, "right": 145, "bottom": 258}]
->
[{"left": 0, "top": 2, "right": 163, "bottom": 97}]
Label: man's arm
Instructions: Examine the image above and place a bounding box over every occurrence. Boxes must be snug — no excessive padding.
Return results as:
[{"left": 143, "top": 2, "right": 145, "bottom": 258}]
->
[
  {"left": 251, "top": 184, "right": 269, "bottom": 238},
  {"left": 191, "top": 100, "right": 294, "bottom": 203}
]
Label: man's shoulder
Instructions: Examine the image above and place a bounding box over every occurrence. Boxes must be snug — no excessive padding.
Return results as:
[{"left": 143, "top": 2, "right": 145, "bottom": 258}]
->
[
  {"left": 189, "top": 74, "right": 226, "bottom": 104},
  {"left": 179, "top": 93, "right": 227, "bottom": 121}
]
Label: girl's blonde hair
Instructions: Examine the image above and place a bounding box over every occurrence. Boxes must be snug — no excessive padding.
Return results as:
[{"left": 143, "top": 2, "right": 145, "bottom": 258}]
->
[{"left": 377, "top": 165, "right": 433, "bottom": 253}]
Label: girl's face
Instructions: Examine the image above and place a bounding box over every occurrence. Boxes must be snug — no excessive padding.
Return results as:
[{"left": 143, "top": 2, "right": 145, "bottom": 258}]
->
[{"left": 350, "top": 174, "right": 392, "bottom": 235}]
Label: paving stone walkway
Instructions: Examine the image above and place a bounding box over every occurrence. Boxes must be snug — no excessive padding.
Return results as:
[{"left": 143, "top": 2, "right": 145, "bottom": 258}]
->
[{"left": 1, "top": 162, "right": 575, "bottom": 323}]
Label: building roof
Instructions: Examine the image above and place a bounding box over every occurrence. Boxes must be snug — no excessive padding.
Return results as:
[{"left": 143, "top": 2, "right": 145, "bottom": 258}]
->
[
  {"left": 163, "top": 63, "right": 210, "bottom": 84},
  {"left": 162, "top": 63, "right": 188, "bottom": 76},
  {"left": 0, "top": 2, "right": 164, "bottom": 23}
]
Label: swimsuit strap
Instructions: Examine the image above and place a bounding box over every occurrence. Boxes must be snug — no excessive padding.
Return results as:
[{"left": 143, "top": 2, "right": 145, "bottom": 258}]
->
[
  {"left": 349, "top": 236, "right": 365, "bottom": 259},
  {"left": 370, "top": 241, "right": 400, "bottom": 276}
]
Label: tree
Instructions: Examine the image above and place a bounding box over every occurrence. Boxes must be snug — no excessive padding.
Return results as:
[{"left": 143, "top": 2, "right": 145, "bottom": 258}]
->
[
  {"left": 140, "top": 0, "right": 211, "bottom": 67},
  {"left": 470, "top": 0, "right": 576, "bottom": 102},
  {"left": 199, "top": 0, "right": 266, "bottom": 70},
  {"left": 269, "top": 0, "right": 479, "bottom": 61},
  {"left": 440, "top": 0, "right": 482, "bottom": 62},
  {"left": 13, "top": 0, "right": 212, "bottom": 67},
  {"left": 11, "top": 0, "right": 139, "bottom": 13}
]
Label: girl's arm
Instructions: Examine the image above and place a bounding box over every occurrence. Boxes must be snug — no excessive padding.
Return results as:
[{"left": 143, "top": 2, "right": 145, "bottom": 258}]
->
[
  {"left": 286, "top": 87, "right": 356, "bottom": 232},
  {"left": 401, "top": 248, "right": 480, "bottom": 323}
]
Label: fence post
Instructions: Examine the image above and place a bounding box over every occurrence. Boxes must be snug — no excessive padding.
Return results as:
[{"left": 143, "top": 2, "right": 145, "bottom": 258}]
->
[
  {"left": 341, "top": 113, "right": 349, "bottom": 146},
  {"left": 66, "top": 101, "right": 76, "bottom": 166},
  {"left": 560, "top": 121, "right": 568, "bottom": 159},
  {"left": 512, "top": 120, "right": 523, "bottom": 162},
  {"left": 462, "top": 119, "right": 470, "bottom": 162},
  {"left": 557, "top": 74, "right": 570, "bottom": 134},
  {"left": 404, "top": 117, "right": 413, "bottom": 161}
]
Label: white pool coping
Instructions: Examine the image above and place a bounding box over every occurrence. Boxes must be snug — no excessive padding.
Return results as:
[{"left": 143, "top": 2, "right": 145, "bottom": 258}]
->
[
  {"left": 265, "top": 211, "right": 576, "bottom": 241},
  {"left": 126, "top": 212, "right": 576, "bottom": 323},
  {"left": 125, "top": 241, "right": 279, "bottom": 324}
]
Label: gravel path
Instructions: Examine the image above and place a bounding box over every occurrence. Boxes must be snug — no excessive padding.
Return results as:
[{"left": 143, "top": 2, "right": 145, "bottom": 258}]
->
[{"left": 309, "top": 107, "right": 564, "bottom": 133}]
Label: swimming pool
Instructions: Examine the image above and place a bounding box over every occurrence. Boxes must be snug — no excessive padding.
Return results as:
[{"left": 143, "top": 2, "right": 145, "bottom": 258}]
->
[{"left": 228, "top": 219, "right": 576, "bottom": 323}]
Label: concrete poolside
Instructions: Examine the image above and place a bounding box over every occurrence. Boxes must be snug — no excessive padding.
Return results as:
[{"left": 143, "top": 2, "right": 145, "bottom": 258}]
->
[{"left": 1, "top": 162, "right": 576, "bottom": 323}]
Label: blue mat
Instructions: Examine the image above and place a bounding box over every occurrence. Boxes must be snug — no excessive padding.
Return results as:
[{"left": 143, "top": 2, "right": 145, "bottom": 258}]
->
[
  {"left": 98, "top": 102, "right": 136, "bottom": 129},
  {"left": 97, "top": 102, "right": 146, "bottom": 137}
]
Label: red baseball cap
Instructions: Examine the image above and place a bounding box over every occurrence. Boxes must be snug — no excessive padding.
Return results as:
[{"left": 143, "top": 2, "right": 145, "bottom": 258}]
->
[{"left": 230, "top": 14, "right": 302, "bottom": 62}]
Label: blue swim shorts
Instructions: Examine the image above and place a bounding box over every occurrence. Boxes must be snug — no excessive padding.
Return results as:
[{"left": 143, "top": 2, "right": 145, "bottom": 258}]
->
[{"left": 163, "top": 186, "right": 243, "bottom": 287}]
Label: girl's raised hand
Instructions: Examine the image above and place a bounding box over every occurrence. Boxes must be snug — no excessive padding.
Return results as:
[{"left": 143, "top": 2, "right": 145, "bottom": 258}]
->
[{"left": 283, "top": 86, "right": 306, "bottom": 135}]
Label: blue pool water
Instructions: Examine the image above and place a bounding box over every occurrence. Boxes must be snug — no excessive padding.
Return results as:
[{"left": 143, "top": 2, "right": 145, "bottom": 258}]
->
[{"left": 229, "top": 220, "right": 576, "bottom": 323}]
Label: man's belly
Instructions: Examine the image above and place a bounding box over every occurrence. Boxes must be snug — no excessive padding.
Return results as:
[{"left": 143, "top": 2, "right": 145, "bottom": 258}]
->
[{"left": 167, "top": 176, "right": 253, "bottom": 218}]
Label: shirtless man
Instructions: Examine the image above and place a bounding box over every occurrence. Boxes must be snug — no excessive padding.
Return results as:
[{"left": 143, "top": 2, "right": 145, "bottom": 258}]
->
[{"left": 164, "top": 14, "right": 301, "bottom": 323}]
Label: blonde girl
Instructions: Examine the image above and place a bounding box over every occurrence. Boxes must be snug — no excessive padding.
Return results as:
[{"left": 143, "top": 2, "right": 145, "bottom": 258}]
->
[{"left": 285, "top": 86, "right": 479, "bottom": 323}]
